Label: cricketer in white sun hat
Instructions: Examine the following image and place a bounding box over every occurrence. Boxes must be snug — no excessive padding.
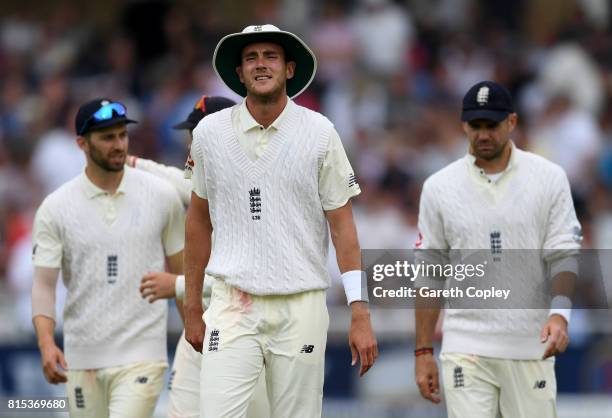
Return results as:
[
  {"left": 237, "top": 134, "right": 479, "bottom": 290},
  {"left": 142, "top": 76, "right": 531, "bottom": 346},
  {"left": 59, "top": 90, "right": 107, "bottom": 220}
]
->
[{"left": 213, "top": 24, "right": 317, "bottom": 99}]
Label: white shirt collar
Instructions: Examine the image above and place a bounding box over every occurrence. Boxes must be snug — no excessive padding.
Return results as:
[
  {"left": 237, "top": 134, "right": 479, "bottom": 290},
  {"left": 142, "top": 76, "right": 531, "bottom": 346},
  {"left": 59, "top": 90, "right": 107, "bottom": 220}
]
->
[
  {"left": 81, "top": 167, "right": 129, "bottom": 199},
  {"left": 239, "top": 97, "right": 293, "bottom": 133}
]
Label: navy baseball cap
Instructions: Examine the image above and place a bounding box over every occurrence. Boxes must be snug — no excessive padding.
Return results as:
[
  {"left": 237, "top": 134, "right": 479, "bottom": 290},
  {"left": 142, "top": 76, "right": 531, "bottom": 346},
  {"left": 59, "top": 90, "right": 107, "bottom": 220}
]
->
[
  {"left": 75, "top": 98, "right": 137, "bottom": 136},
  {"left": 172, "top": 96, "right": 236, "bottom": 131},
  {"left": 461, "top": 81, "right": 515, "bottom": 122}
]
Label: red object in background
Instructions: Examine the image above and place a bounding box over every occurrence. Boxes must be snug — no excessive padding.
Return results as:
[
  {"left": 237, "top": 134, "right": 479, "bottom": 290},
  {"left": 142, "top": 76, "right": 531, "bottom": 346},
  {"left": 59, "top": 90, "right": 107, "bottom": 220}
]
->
[
  {"left": 5, "top": 212, "right": 30, "bottom": 252},
  {"left": 294, "top": 90, "right": 320, "bottom": 112}
]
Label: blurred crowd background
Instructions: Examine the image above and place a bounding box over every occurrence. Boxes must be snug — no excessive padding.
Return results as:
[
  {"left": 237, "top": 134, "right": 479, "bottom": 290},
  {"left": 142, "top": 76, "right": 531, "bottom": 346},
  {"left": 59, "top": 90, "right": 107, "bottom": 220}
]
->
[{"left": 0, "top": 0, "right": 611, "bottom": 416}]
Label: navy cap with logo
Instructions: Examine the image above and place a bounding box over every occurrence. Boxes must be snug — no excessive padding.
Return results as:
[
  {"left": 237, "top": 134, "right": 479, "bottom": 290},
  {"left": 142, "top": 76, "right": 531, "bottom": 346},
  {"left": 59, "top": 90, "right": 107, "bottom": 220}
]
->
[
  {"left": 75, "top": 98, "right": 137, "bottom": 136},
  {"left": 172, "top": 96, "right": 236, "bottom": 131},
  {"left": 461, "top": 81, "right": 515, "bottom": 122}
]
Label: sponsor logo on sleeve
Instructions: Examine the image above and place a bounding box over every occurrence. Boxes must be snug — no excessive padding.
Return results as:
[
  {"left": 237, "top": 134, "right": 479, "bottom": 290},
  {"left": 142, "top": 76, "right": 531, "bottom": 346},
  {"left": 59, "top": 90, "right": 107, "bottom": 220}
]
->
[
  {"left": 184, "top": 150, "right": 195, "bottom": 179},
  {"left": 415, "top": 232, "right": 423, "bottom": 249},
  {"left": 572, "top": 226, "right": 583, "bottom": 243}
]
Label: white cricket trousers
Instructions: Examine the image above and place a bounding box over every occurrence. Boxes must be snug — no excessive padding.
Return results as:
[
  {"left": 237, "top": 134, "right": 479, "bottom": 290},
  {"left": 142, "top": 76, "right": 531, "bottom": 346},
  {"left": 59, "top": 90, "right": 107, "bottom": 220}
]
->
[
  {"left": 167, "top": 330, "right": 269, "bottom": 418},
  {"left": 200, "top": 278, "right": 329, "bottom": 418},
  {"left": 66, "top": 361, "right": 167, "bottom": 418},
  {"left": 441, "top": 353, "right": 557, "bottom": 418}
]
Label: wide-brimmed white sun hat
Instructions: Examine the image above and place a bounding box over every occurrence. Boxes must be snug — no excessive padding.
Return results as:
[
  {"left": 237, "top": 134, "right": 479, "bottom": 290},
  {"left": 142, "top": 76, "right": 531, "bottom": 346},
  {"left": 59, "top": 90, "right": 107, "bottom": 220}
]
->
[{"left": 213, "top": 24, "right": 317, "bottom": 99}]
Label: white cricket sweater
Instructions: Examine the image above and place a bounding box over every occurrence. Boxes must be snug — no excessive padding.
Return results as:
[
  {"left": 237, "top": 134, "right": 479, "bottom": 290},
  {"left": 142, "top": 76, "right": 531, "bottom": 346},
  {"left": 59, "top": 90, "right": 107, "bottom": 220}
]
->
[
  {"left": 134, "top": 158, "right": 191, "bottom": 206},
  {"left": 416, "top": 144, "right": 581, "bottom": 359},
  {"left": 33, "top": 167, "right": 185, "bottom": 369},
  {"left": 191, "top": 104, "right": 332, "bottom": 295}
]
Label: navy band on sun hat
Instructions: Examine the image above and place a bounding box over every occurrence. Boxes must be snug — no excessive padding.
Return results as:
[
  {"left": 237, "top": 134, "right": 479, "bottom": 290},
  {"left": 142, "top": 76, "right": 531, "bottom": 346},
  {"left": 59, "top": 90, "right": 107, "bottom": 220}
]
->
[
  {"left": 213, "top": 24, "right": 317, "bottom": 99},
  {"left": 172, "top": 96, "right": 237, "bottom": 131},
  {"left": 461, "top": 81, "right": 515, "bottom": 122},
  {"left": 75, "top": 98, "right": 137, "bottom": 135}
]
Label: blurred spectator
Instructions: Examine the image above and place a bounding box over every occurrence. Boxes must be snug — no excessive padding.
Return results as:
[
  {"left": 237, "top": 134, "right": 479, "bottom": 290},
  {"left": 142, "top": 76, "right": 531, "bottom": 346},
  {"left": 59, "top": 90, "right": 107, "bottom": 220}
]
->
[
  {"left": 538, "top": 43, "right": 605, "bottom": 115},
  {"left": 310, "top": 2, "right": 357, "bottom": 84},
  {"left": 351, "top": 0, "right": 414, "bottom": 79},
  {"left": 528, "top": 94, "right": 603, "bottom": 196},
  {"left": 577, "top": 0, "right": 610, "bottom": 30},
  {"left": 441, "top": 34, "right": 495, "bottom": 98},
  {"left": 29, "top": 102, "right": 85, "bottom": 195},
  {"left": 409, "top": 0, "right": 474, "bottom": 32}
]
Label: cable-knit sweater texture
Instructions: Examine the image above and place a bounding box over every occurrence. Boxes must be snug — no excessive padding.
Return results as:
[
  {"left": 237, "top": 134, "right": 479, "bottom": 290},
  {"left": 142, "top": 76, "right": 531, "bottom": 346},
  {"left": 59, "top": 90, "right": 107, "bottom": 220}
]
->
[{"left": 193, "top": 105, "right": 332, "bottom": 295}]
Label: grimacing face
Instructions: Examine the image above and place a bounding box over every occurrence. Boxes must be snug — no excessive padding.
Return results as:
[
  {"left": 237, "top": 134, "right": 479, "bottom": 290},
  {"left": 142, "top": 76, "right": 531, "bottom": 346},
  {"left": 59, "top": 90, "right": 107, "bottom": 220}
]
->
[
  {"left": 79, "top": 124, "right": 129, "bottom": 172},
  {"left": 236, "top": 42, "right": 296, "bottom": 102},
  {"left": 463, "top": 113, "right": 517, "bottom": 161}
]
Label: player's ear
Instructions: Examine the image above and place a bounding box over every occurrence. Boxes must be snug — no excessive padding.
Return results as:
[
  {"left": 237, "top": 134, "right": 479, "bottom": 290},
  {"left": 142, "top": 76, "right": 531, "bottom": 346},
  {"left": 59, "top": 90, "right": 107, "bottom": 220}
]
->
[
  {"left": 236, "top": 66, "right": 245, "bottom": 84},
  {"left": 76, "top": 135, "right": 88, "bottom": 151},
  {"left": 285, "top": 61, "right": 296, "bottom": 80},
  {"left": 507, "top": 113, "right": 518, "bottom": 132}
]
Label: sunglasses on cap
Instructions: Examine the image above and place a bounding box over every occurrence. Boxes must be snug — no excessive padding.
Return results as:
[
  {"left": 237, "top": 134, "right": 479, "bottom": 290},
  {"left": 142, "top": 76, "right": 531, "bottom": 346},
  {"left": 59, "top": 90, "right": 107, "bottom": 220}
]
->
[
  {"left": 194, "top": 95, "right": 208, "bottom": 112},
  {"left": 79, "top": 102, "right": 127, "bottom": 135}
]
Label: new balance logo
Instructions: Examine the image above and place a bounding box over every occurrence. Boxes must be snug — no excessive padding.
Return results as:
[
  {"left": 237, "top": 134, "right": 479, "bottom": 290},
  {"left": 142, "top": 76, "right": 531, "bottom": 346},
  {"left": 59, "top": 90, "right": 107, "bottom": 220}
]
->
[
  {"left": 453, "top": 366, "right": 464, "bottom": 388},
  {"left": 208, "top": 329, "right": 220, "bottom": 352},
  {"left": 75, "top": 387, "right": 85, "bottom": 409},
  {"left": 249, "top": 188, "right": 262, "bottom": 221},
  {"left": 107, "top": 255, "right": 118, "bottom": 283},
  {"left": 300, "top": 345, "right": 314, "bottom": 354},
  {"left": 135, "top": 376, "right": 148, "bottom": 384},
  {"left": 534, "top": 380, "right": 546, "bottom": 389},
  {"left": 348, "top": 173, "right": 358, "bottom": 188}
]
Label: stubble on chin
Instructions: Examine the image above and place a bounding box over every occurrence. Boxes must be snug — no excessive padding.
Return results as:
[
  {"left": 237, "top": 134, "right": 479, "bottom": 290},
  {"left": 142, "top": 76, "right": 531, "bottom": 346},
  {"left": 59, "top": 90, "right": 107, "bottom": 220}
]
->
[
  {"left": 474, "top": 143, "right": 506, "bottom": 161},
  {"left": 92, "top": 154, "right": 125, "bottom": 172},
  {"left": 248, "top": 80, "right": 285, "bottom": 104}
]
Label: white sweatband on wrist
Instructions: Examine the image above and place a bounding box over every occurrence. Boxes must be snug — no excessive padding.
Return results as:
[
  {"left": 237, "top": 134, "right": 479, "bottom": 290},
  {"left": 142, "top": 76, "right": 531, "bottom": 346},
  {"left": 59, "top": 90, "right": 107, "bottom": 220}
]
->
[
  {"left": 341, "top": 270, "right": 368, "bottom": 305},
  {"left": 549, "top": 295, "right": 572, "bottom": 324},
  {"left": 175, "top": 275, "right": 185, "bottom": 301}
]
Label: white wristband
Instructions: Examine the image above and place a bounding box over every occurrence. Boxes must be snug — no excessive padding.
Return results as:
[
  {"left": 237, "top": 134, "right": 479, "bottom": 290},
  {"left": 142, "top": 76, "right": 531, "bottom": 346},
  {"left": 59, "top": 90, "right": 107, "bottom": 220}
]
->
[
  {"left": 341, "top": 270, "right": 368, "bottom": 306},
  {"left": 175, "top": 275, "right": 185, "bottom": 301},
  {"left": 549, "top": 295, "right": 572, "bottom": 324}
]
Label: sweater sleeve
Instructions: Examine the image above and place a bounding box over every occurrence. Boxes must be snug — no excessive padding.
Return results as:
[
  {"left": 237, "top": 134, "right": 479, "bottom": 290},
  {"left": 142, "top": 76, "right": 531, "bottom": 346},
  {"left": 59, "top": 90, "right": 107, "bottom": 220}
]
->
[
  {"left": 190, "top": 129, "right": 208, "bottom": 200},
  {"left": 32, "top": 199, "right": 62, "bottom": 268},
  {"left": 134, "top": 158, "right": 191, "bottom": 207},
  {"left": 542, "top": 168, "right": 581, "bottom": 276},
  {"left": 319, "top": 128, "right": 361, "bottom": 210},
  {"left": 414, "top": 179, "right": 449, "bottom": 289}
]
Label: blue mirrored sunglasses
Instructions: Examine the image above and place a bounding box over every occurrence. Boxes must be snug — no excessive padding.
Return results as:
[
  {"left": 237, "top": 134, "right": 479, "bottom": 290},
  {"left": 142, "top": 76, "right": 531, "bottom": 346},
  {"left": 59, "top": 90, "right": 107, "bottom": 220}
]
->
[{"left": 80, "top": 102, "right": 127, "bottom": 134}]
